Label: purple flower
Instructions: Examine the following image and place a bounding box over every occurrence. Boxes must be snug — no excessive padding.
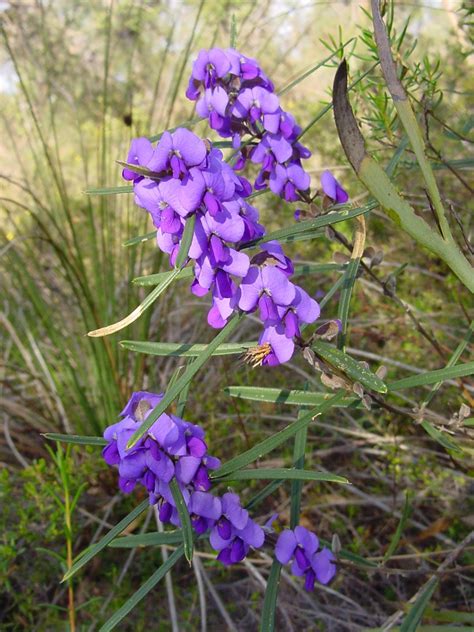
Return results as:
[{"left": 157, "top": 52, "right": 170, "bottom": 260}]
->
[
  {"left": 238, "top": 263, "right": 296, "bottom": 317},
  {"left": 269, "top": 163, "right": 310, "bottom": 201},
  {"left": 210, "top": 493, "right": 265, "bottom": 565},
  {"left": 103, "top": 391, "right": 221, "bottom": 504},
  {"left": 186, "top": 47, "right": 312, "bottom": 202},
  {"left": 232, "top": 87, "right": 279, "bottom": 124},
  {"left": 147, "top": 129, "right": 207, "bottom": 178},
  {"left": 275, "top": 526, "right": 336, "bottom": 591},
  {"left": 320, "top": 170, "right": 349, "bottom": 204}
]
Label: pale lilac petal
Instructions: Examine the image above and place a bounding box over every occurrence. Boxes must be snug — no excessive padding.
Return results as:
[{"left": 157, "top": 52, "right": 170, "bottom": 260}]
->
[
  {"left": 275, "top": 530, "right": 297, "bottom": 564},
  {"left": 295, "top": 526, "right": 319, "bottom": 556},
  {"left": 238, "top": 267, "right": 262, "bottom": 311},
  {"left": 260, "top": 325, "right": 295, "bottom": 364},
  {"left": 222, "top": 249, "right": 250, "bottom": 278},
  {"left": 189, "top": 491, "right": 222, "bottom": 519},
  {"left": 210, "top": 86, "right": 229, "bottom": 116},
  {"left": 261, "top": 267, "right": 295, "bottom": 305},
  {"left": 147, "top": 132, "right": 173, "bottom": 172},
  {"left": 172, "top": 128, "right": 207, "bottom": 167},
  {"left": 294, "top": 287, "right": 320, "bottom": 323},
  {"left": 312, "top": 548, "right": 336, "bottom": 584}
]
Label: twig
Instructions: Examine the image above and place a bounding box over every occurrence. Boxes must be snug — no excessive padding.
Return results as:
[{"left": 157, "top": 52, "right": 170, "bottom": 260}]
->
[{"left": 192, "top": 555, "right": 238, "bottom": 632}]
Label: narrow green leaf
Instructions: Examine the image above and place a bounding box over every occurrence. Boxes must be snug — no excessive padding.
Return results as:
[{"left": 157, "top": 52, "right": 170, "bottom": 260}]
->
[
  {"left": 319, "top": 537, "right": 378, "bottom": 568},
  {"left": 123, "top": 230, "right": 157, "bottom": 247},
  {"left": 293, "top": 263, "right": 346, "bottom": 275},
  {"left": 224, "top": 386, "right": 359, "bottom": 407},
  {"left": 169, "top": 479, "right": 193, "bottom": 563},
  {"left": 175, "top": 213, "right": 196, "bottom": 269},
  {"left": 213, "top": 468, "right": 349, "bottom": 484},
  {"left": 108, "top": 531, "right": 184, "bottom": 548},
  {"left": 384, "top": 491, "right": 412, "bottom": 561},
  {"left": 116, "top": 160, "right": 160, "bottom": 178},
  {"left": 241, "top": 203, "right": 375, "bottom": 250},
  {"left": 337, "top": 257, "right": 360, "bottom": 350},
  {"left": 260, "top": 559, "right": 282, "bottom": 632},
  {"left": 290, "top": 407, "right": 308, "bottom": 529},
  {"left": 42, "top": 433, "right": 107, "bottom": 446},
  {"left": 211, "top": 392, "right": 345, "bottom": 479},
  {"left": 244, "top": 480, "right": 285, "bottom": 512},
  {"left": 420, "top": 421, "right": 461, "bottom": 453},
  {"left": 277, "top": 39, "right": 356, "bottom": 97},
  {"left": 399, "top": 576, "right": 439, "bottom": 632},
  {"left": 132, "top": 267, "right": 194, "bottom": 286},
  {"left": 175, "top": 358, "right": 193, "bottom": 418},
  {"left": 422, "top": 320, "right": 474, "bottom": 407},
  {"left": 120, "top": 340, "right": 255, "bottom": 357},
  {"left": 88, "top": 267, "right": 182, "bottom": 337},
  {"left": 85, "top": 185, "right": 133, "bottom": 196},
  {"left": 312, "top": 340, "right": 387, "bottom": 393},
  {"left": 62, "top": 500, "right": 149, "bottom": 582},
  {"left": 99, "top": 545, "right": 184, "bottom": 632},
  {"left": 126, "top": 312, "right": 244, "bottom": 449},
  {"left": 388, "top": 362, "right": 474, "bottom": 391},
  {"left": 319, "top": 274, "right": 346, "bottom": 309}
]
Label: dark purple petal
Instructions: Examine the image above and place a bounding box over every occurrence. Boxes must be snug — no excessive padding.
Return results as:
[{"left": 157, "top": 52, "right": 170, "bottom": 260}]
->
[
  {"left": 230, "top": 538, "right": 246, "bottom": 563},
  {"left": 187, "top": 436, "right": 207, "bottom": 457},
  {"left": 304, "top": 569, "right": 316, "bottom": 592},
  {"left": 159, "top": 501, "right": 173, "bottom": 523},
  {"left": 217, "top": 517, "right": 232, "bottom": 540},
  {"left": 294, "top": 546, "right": 310, "bottom": 571},
  {"left": 102, "top": 442, "right": 120, "bottom": 465}
]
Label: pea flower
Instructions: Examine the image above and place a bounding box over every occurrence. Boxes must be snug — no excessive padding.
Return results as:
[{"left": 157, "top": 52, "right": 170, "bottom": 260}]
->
[
  {"left": 275, "top": 526, "right": 337, "bottom": 591},
  {"left": 186, "top": 47, "right": 311, "bottom": 202},
  {"left": 210, "top": 493, "right": 265, "bottom": 565},
  {"left": 102, "top": 391, "right": 220, "bottom": 502}
]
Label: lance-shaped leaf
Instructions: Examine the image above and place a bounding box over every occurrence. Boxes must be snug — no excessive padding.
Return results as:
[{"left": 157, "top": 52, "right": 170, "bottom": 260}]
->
[
  {"left": 126, "top": 312, "right": 244, "bottom": 448},
  {"left": 100, "top": 546, "right": 184, "bottom": 631},
  {"left": 109, "top": 531, "right": 184, "bottom": 548},
  {"left": 175, "top": 213, "right": 196, "bottom": 270},
  {"left": 43, "top": 433, "right": 107, "bottom": 447},
  {"left": 211, "top": 391, "right": 346, "bottom": 478},
  {"left": 62, "top": 500, "right": 149, "bottom": 582},
  {"left": 123, "top": 230, "right": 157, "bottom": 247},
  {"left": 170, "top": 478, "right": 194, "bottom": 563},
  {"left": 312, "top": 340, "right": 387, "bottom": 393},
  {"left": 224, "top": 386, "right": 359, "bottom": 407},
  {"left": 133, "top": 267, "right": 194, "bottom": 286},
  {"left": 332, "top": 60, "right": 474, "bottom": 293},
  {"left": 213, "top": 468, "right": 349, "bottom": 484},
  {"left": 85, "top": 185, "right": 133, "bottom": 196},
  {"left": 120, "top": 340, "right": 256, "bottom": 357},
  {"left": 88, "top": 267, "right": 182, "bottom": 337}
]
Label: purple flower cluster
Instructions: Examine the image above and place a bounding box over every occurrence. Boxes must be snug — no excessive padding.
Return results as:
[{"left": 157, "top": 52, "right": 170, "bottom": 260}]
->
[
  {"left": 122, "top": 127, "right": 320, "bottom": 366},
  {"left": 103, "top": 391, "right": 264, "bottom": 565},
  {"left": 239, "top": 242, "right": 320, "bottom": 366},
  {"left": 276, "top": 526, "right": 336, "bottom": 591},
  {"left": 186, "top": 47, "right": 311, "bottom": 201}
]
